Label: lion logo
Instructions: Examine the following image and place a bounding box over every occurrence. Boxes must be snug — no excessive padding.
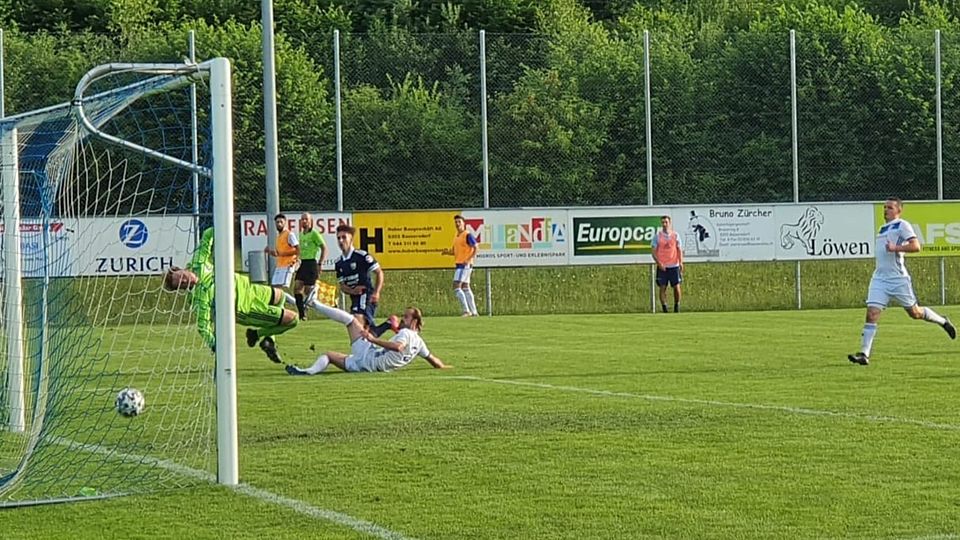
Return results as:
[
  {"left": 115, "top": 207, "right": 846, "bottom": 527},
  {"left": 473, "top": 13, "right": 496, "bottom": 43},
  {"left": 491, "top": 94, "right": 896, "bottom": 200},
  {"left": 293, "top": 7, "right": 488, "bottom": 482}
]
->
[{"left": 780, "top": 207, "right": 824, "bottom": 251}]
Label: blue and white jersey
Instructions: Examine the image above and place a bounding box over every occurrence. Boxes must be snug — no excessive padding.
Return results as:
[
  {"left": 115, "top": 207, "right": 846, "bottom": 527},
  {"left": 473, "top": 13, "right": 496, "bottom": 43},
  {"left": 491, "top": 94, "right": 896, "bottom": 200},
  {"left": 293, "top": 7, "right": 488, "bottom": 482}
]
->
[
  {"left": 873, "top": 218, "right": 917, "bottom": 280},
  {"left": 335, "top": 248, "right": 380, "bottom": 293}
]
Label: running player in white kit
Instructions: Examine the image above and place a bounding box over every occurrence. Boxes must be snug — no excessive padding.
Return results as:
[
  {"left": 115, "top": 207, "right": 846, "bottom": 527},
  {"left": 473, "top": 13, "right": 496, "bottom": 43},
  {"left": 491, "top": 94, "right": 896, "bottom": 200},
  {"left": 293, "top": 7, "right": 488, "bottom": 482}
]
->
[{"left": 848, "top": 198, "right": 955, "bottom": 365}]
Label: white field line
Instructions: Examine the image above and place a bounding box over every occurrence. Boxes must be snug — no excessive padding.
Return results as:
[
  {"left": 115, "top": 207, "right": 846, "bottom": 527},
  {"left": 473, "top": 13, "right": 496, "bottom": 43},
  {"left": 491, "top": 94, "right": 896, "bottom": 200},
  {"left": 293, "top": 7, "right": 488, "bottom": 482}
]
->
[
  {"left": 452, "top": 376, "right": 960, "bottom": 539},
  {"left": 450, "top": 376, "right": 960, "bottom": 432},
  {"left": 51, "top": 436, "right": 415, "bottom": 540}
]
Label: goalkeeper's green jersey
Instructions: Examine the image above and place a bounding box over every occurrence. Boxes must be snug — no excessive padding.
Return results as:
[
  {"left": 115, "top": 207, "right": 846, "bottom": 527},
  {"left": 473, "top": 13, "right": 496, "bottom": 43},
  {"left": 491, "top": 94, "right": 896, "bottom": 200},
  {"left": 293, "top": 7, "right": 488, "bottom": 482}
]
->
[
  {"left": 187, "top": 227, "right": 267, "bottom": 350},
  {"left": 187, "top": 228, "right": 217, "bottom": 349},
  {"left": 190, "top": 268, "right": 216, "bottom": 351},
  {"left": 190, "top": 270, "right": 262, "bottom": 351},
  {"left": 188, "top": 227, "right": 215, "bottom": 274}
]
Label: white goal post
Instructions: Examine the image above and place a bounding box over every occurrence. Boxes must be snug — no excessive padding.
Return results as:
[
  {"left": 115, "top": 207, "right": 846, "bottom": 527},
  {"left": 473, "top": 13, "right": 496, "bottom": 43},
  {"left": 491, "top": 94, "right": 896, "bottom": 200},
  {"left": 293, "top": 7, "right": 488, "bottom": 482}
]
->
[{"left": 1, "top": 57, "right": 237, "bottom": 504}]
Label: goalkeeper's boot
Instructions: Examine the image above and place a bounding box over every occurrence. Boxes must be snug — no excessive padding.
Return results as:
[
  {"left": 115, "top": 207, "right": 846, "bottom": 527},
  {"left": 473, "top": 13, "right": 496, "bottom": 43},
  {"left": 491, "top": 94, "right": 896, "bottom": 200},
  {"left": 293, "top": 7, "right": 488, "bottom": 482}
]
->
[
  {"left": 943, "top": 319, "right": 956, "bottom": 340},
  {"left": 847, "top": 352, "right": 869, "bottom": 366},
  {"left": 260, "top": 337, "right": 283, "bottom": 364},
  {"left": 245, "top": 328, "right": 259, "bottom": 348}
]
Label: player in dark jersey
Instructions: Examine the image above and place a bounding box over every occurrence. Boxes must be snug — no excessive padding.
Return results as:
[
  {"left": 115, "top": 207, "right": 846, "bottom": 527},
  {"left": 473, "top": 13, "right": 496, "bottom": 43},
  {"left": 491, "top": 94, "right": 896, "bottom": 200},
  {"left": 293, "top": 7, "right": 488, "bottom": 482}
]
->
[{"left": 334, "top": 224, "right": 396, "bottom": 337}]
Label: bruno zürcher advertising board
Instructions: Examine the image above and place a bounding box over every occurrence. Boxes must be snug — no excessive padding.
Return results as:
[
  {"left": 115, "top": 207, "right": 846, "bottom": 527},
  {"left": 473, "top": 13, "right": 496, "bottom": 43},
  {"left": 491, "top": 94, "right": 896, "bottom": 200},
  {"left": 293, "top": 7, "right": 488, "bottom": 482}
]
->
[{"left": 668, "top": 203, "right": 875, "bottom": 262}]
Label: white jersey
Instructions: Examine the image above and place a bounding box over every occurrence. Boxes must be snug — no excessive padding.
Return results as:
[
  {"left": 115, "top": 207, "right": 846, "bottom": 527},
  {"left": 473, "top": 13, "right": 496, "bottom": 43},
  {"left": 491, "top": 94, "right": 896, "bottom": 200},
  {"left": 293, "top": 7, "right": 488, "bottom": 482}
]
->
[
  {"left": 873, "top": 218, "right": 916, "bottom": 280},
  {"left": 375, "top": 328, "right": 430, "bottom": 371}
]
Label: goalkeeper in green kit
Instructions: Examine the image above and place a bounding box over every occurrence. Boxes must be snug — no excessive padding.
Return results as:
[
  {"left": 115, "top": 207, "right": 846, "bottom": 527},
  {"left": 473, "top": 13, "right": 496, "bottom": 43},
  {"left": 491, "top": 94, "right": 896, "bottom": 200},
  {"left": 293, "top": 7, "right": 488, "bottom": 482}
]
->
[{"left": 163, "top": 227, "right": 299, "bottom": 363}]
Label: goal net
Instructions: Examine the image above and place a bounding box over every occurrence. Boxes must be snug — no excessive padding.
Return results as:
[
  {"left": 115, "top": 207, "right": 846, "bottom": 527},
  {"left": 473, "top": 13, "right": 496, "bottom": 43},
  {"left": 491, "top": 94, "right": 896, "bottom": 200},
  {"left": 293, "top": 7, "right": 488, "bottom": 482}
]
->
[{"left": 0, "top": 59, "right": 236, "bottom": 506}]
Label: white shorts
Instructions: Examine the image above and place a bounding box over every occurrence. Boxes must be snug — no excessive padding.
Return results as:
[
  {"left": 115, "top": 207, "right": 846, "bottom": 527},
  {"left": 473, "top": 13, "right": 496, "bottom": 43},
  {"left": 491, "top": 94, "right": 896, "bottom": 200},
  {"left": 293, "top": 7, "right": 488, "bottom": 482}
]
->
[
  {"left": 271, "top": 266, "right": 296, "bottom": 288},
  {"left": 344, "top": 339, "right": 384, "bottom": 372},
  {"left": 453, "top": 265, "right": 473, "bottom": 284},
  {"left": 866, "top": 277, "right": 917, "bottom": 308}
]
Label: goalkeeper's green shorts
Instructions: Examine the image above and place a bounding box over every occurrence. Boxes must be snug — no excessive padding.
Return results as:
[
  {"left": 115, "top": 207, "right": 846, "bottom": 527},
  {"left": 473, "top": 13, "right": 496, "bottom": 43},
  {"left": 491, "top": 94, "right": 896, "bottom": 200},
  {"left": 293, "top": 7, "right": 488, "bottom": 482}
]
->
[{"left": 237, "top": 283, "right": 284, "bottom": 327}]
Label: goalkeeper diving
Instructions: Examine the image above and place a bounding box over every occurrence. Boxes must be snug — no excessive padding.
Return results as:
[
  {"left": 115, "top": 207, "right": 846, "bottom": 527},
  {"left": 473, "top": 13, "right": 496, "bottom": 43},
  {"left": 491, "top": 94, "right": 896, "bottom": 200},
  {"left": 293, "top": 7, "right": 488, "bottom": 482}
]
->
[{"left": 163, "top": 227, "right": 299, "bottom": 363}]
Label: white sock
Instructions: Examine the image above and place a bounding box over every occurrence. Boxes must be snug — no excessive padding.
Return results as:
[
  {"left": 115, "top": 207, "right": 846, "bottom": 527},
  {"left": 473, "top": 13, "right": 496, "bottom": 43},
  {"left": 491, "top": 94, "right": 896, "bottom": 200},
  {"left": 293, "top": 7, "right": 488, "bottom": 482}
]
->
[
  {"left": 304, "top": 354, "right": 329, "bottom": 375},
  {"left": 861, "top": 323, "right": 877, "bottom": 357},
  {"left": 464, "top": 287, "right": 478, "bottom": 315},
  {"left": 307, "top": 299, "right": 354, "bottom": 325},
  {"left": 303, "top": 286, "right": 317, "bottom": 305},
  {"left": 923, "top": 307, "right": 947, "bottom": 325},
  {"left": 283, "top": 292, "right": 297, "bottom": 306},
  {"left": 454, "top": 288, "right": 469, "bottom": 313}
]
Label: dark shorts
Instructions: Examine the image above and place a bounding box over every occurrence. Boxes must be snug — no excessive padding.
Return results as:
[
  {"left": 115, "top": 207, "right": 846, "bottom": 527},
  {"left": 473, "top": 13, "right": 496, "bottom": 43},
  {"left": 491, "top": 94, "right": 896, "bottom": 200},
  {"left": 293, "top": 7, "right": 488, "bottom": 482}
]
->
[
  {"left": 656, "top": 266, "right": 682, "bottom": 287},
  {"left": 349, "top": 293, "right": 377, "bottom": 327},
  {"left": 295, "top": 260, "right": 319, "bottom": 286}
]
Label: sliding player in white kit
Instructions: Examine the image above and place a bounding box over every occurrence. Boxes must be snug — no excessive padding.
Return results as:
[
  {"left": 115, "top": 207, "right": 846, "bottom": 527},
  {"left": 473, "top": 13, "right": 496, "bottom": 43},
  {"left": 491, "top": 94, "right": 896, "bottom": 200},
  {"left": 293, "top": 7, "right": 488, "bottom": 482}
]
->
[
  {"left": 848, "top": 198, "right": 955, "bottom": 365},
  {"left": 286, "top": 303, "right": 450, "bottom": 374}
]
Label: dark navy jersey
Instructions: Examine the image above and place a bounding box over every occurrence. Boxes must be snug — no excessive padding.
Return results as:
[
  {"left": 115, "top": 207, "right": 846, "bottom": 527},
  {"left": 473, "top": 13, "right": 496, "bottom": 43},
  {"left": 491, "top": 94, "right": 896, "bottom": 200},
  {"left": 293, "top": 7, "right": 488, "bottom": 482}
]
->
[{"left": 335, "top": 249, "right": 380, "bottom": 294}]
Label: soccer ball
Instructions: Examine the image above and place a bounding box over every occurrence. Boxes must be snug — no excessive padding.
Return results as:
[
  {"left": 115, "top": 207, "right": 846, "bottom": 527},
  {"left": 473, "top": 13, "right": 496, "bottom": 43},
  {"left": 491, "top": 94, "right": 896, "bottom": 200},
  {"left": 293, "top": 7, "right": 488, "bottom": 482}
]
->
[{"left": 115, "top": 388, "right": 145, "bottom": 417}]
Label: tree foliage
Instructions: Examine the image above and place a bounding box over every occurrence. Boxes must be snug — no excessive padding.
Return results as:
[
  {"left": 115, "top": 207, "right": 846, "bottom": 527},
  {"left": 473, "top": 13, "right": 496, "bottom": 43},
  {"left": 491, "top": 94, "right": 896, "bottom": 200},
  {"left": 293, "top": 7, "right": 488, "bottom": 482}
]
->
[{"left": 2, "top": 0, "right": 959, "bottom": 209}]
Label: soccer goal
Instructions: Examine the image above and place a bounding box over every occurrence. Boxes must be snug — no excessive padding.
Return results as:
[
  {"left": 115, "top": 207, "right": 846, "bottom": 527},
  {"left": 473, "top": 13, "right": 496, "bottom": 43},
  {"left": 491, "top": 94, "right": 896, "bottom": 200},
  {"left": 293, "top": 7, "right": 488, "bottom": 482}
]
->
[{"left": 0, "top": 58, "right": 237, "bottom": 507}]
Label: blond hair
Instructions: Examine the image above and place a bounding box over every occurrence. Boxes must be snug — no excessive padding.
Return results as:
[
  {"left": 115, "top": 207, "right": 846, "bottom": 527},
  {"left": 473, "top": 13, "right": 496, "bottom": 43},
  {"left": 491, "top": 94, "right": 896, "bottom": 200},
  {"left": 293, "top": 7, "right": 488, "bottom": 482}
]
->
[{"left": 406, "top": 306, "right": 423, "bottom": 331}]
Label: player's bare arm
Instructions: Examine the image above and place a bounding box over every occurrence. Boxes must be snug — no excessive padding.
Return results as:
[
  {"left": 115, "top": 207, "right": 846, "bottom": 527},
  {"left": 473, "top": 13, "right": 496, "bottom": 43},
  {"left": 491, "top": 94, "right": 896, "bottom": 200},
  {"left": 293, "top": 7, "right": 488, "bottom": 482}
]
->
[
  {"left": 424, "top": 353, "right": 451, "bottom": 369},
  {"left": 362, "top": 330, "right": 404, "bottom": 352},
  {"left": 319, "top": 244, "right": 328, "bottom": 272},
  {"left": 371, "top": 267, "right": 384, "bottom": 303}
]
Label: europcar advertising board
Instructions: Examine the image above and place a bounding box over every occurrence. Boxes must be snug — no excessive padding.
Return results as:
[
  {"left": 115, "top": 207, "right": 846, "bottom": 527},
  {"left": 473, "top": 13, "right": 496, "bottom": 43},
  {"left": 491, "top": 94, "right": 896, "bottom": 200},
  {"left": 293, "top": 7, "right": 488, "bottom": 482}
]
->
[{"left": 569, "top": 210, "right": 662, "bottom": 264}]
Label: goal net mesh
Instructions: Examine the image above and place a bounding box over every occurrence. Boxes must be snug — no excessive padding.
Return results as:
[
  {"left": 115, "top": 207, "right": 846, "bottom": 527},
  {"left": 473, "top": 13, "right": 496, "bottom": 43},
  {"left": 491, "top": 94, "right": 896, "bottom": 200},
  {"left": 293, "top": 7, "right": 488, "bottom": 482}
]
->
[{"left": 0, "top": 64, "right": 219, "bottom": 506}]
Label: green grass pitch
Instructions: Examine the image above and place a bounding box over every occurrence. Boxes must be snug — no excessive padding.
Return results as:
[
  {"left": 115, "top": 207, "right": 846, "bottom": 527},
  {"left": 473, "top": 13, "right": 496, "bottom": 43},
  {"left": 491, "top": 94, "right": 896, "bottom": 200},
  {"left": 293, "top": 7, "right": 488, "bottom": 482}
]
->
[{"left": 1, "top": 307, "right": 959, "bottom": 539}]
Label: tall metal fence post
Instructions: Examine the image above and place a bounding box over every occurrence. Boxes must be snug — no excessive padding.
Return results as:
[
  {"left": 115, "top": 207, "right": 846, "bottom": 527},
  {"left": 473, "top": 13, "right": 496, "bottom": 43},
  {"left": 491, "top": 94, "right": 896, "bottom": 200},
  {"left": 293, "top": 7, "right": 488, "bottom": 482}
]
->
[
  {"left": 334, "top": 30, "right": 346, "bottom": 309},
  {"left": 791, "top": 29, "right": 802, "bottom": 310},
  {"left": 644, "top": 29, "right": 656, "bottom": 313},
  {"left": 480, "top": 30, "right": 493, "bottom": 316},
  {"left": 261, "top": 0, "right": 281, "bottom": 272},
  {"left": 936, "top": 29, "right": 946, "bottom": 305},
  {"left": 334, "top": 30, "right": 343, "bottom": 213}
]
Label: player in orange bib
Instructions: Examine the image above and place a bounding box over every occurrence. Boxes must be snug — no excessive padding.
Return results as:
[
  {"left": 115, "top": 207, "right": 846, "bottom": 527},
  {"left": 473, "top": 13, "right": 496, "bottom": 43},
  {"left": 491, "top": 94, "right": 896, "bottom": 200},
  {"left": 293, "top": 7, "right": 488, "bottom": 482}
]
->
[
  {"left": 443, "top": 215, "right": 479, "bottom": 316},
  {"left": 264, "top": 213, "right": 300, "bottom": 289},
  {"left": 651, "top": 215, "right": 683, "bottom": 313}
]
